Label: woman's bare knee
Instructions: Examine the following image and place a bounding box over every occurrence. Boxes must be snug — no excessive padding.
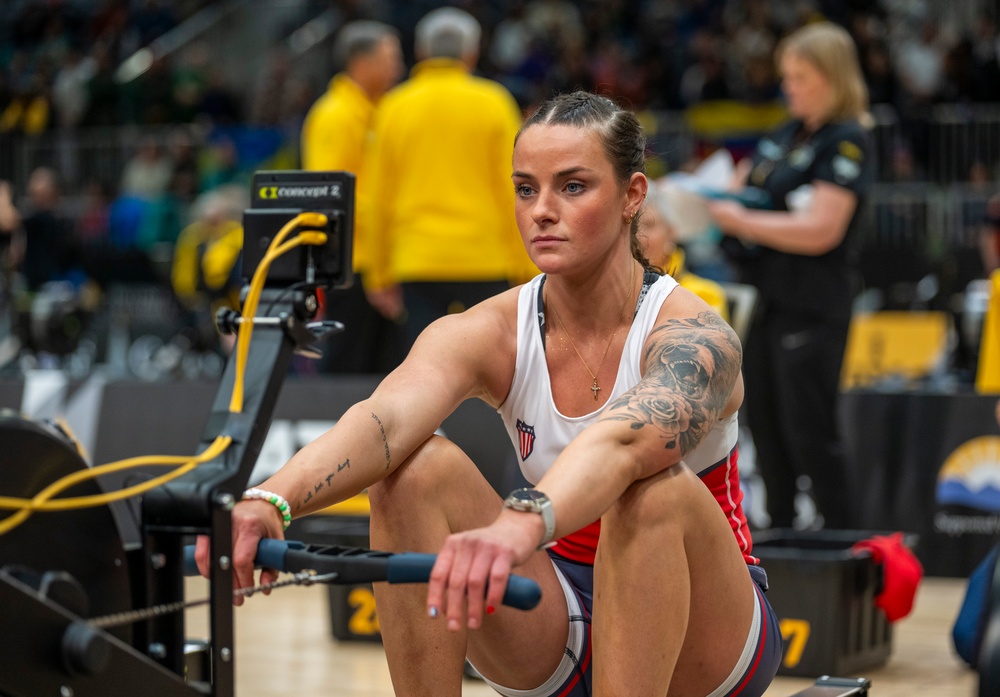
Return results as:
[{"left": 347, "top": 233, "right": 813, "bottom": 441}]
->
[
  {"left": 604, "top": 463, "right": 699, "bottom": 534},
  {"left": 369, "top": 435, "right": 459, "bottom": 509},
  {"left": 369, "top": 435, "right": 502, "bottom": 546}
]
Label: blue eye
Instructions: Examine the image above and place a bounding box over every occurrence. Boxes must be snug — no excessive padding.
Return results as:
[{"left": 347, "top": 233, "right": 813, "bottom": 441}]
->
[
  {"left": 515, "top": 184, "right": 533, "bottom": 197},
  {"left": 565, "top": 182, "right": 584, "bottom": 194}
]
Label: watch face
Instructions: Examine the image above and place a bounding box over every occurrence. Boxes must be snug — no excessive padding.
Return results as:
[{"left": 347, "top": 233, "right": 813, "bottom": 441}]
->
[
  {"left": 505, "top": 488, "right": 547, "bottom": 512},
  {"left": 511, "top": 488, "right": 544, "bottom": 503}
]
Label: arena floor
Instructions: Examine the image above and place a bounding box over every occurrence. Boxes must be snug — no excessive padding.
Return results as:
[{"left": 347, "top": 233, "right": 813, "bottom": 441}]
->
[{"left": 184, "top": 575, "right": 977, "bottom": 696}]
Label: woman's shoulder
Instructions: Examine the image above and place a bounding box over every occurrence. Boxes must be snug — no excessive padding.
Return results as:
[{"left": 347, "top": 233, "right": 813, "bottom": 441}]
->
[{"left": 405, "top": 287, "right": 521, "bottom": 406}]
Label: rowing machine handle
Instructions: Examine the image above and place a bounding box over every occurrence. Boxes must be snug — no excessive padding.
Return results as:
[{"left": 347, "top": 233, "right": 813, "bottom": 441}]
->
[{"left": 184, "top": 539, "right": 542, "bottom": 611}]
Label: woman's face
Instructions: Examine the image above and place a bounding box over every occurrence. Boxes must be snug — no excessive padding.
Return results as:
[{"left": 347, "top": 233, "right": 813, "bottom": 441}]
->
[
  {"left": 779, "top": 51, "right": 833, "bottom": 126},
  {"left": 512, "top": 124, "right": 637, "bottom": 273}
]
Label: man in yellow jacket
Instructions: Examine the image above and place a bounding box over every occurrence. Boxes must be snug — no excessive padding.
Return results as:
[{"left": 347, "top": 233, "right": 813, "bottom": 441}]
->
[
  {"left": 300, "top": 20, "right": 404, "bottom": 373},
  {"left": 362, "top": 7, "right": 538, "bottom": 350}
]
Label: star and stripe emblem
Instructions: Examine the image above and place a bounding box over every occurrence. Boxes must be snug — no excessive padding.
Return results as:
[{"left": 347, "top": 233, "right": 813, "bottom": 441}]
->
[{"left": 515, "top": 419, "right": 535, "bottom": 461}]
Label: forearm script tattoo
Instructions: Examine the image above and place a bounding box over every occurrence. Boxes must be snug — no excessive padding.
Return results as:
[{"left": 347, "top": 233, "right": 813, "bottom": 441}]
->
[
  {"left": 301, "top": 411, "right": 391, "bottom": 507},
  {"left": 371, "top": 411, "right": 391, "bottom": 470},
  {"left": 604, "top": 311, "right": 742, "bottom": 457},
  {"left": 302, "top": 457, "right": 350, "bottom": 506}
]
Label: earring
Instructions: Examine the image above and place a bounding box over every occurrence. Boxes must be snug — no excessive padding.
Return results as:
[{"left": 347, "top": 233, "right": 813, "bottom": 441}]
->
[{"left": 627, "top": 211, "right": 637, "bottom": 224}]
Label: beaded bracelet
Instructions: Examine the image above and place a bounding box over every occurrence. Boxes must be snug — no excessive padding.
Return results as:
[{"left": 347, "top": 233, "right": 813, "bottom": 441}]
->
[{"left": 243, "top": 487, "right": 293, "bottom": 531}]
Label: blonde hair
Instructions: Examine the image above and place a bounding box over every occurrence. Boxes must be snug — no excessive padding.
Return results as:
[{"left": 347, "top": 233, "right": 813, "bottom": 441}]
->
[{"left": 777, "top": 22, "right": 868, "bottom": 123}]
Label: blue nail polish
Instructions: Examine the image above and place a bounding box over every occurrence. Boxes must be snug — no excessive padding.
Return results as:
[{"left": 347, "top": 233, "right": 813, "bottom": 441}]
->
[{"left": 428, "top": 606, "right": 439, "bottom": 618}]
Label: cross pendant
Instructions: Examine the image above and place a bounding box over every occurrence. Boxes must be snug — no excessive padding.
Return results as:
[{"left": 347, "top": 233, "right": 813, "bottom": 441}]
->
[{"left": 591, "top": 379, "right": 601, "bottom": 400}]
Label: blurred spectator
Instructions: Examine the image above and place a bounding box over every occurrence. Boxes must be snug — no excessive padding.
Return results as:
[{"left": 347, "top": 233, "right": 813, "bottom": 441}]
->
[
  {"left": 0, "top": 178, "right": 19, "bottom": 238},
  {"left": 953, "top": 162, "right": 995, "bottom": 285},
  {"left": 51, "top": 44, "right": 96, "bottom": 130},
  {"left": 170, "top": 186, "right": 244, "bottom": 314},
  {"left": 489, "top": 0, "right": 534, "bottom": 74},
  {"left": 114, "top": 129, "right": 199, "bottom": 257},
  {"left": 972, "top": 11, "right": 1000, "bottom": 101},
  {"left": 300, "top": 20, "right": 405, "bottom": 374},
  {"left": 172, "top": 42, "right": 210, "bottom": 124},
  {"left": 3, "top": 0, "right": 1000, "bottom": 140},
  {"left": 589, "top": 38, "right": 648, "bottom": 107},
  {"left": 548, "top": 41, "right": 591, "bottom": 103},
  {"left": 279, "top": 76, "right": 319, "bottom": 140},
  {"left": 199, "top": 134, "right": 244, "bottom": 192},
  {"left": 0, "top": 180, "right": 23, "bottom": 283},
  {"left": 88, "top": 0, "right": 131, "bottom": 53},
  {"left": 132, "top": 55, "right": 179, "bottom": 124},
  {"left": 105, "top": 191, "right": 150, "bottom": 252},
  {"left": 5, "top": 51, "right": 32, "bottom": 95},
  {"left": 895, "top": 20, "right": 946, "bottom": 103},
  {"left": 35, "top": 11, "right": 73, "bottom": 69},
  {"left": 80, "top": 42, "right": 121, "bottom": 127},
  {"left": 166, "top": 127, "right": 200, "bottom": 204},
  {"left": 0, "top": 179, "right": 21, "bottom": 359},
  {"left": 249, "top": 49, "right": 295, "bottom": 127},
  {"left": 940, "top": 38, "right": 977, "bottom": 102},
  {"left": 724, "top": 0, "right": 780, "bottom": 100},
  {"left": 861, "top": 40, "right": 898, "bottom": 106},
  {"left": 362, "top": 7, "right": 536, "bottom": 350},
  {"left": 0, "top": 73, "right": 53, "bottom": 136},
  {"left": 743, "top": 53, "right": 781, "bottom": 103},
  {"left": 706, "top": 22, "right": 875, "bottom": 530},
  {"left": 19, "top": 167, "right": 79, "bottom": 292},
  {"left": 524, "top": 0, "right": 585, "bottom": 54},
  {"left": 679, "top": 30, "right": 731, "bottom": 105},
  {"left": 890, "top": 141, "right": 922, "bottom": 182},
  {"left": 197, "top": 68, "right": 242, "bottom": 125},
  {"left": 121, "top": 135, "right": 173, "bottom": 200},
  {"left": 77, "top": 178, "right": 112, "bottom": 244}
]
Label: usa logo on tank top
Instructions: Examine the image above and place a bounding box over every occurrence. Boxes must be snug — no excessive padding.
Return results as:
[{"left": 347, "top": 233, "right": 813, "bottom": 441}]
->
[{"left": 515, "top": 419, "right": 535, "bottom": 460}]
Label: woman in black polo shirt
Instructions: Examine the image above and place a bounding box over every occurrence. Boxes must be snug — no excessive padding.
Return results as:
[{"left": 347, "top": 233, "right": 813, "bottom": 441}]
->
[{"left": 708, "top": 21, "right": 874, "bottom": 530}]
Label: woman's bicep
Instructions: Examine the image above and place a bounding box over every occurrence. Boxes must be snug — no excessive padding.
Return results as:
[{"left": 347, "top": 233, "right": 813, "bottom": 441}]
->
[{"left": 600, "top": 294, "right": 743, "bottom": 476}]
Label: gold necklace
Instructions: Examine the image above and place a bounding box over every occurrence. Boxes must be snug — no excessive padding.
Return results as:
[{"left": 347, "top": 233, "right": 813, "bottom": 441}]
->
[{"left": 548, "top": 262, "right": 636, "bottom": 401}]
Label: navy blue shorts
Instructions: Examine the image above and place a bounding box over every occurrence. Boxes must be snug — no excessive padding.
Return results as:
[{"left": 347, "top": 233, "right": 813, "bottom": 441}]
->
[{"left": 479, "top": 554, "right": 781, "bottom": 697}]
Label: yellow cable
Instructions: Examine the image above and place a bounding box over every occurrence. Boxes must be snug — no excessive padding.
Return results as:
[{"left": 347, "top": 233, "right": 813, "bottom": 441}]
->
[
  {"left": 0, "top": 210, "right": 329, "bottom": 537},
  {"left": 227, "top": 215, "right": 307, "bottom": 413},
  {"left": 0, "top": 434, "right": 232, "bottom": 510},
  {"left": 0, "top": 435, "right": 232, "bottom": 535},
  {"left": 229, "top": 226, "right": 328, "bottom": 413},
  {"left": 228, "top": 219, "right": 327, "bottom": 413}
]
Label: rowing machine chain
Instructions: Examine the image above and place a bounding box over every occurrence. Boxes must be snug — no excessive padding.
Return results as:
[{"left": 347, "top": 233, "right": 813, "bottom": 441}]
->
[{"left": 88, "top": 571, "right": 340, "bottom": 629}]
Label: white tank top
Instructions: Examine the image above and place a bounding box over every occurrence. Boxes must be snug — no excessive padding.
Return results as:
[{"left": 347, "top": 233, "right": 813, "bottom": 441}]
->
[{"left": 498, "top": 273, "right": 738, "bottom": 485}]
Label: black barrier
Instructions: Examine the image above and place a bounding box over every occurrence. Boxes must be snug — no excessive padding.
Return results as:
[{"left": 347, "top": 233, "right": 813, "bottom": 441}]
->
[{"left": 840, "top": 390, "right": 1000, "bottom": 578}]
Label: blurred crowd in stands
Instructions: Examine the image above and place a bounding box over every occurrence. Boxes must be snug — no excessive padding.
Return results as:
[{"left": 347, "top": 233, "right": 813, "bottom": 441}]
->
[
  {"left": 4, "top": 1, "right": 1000, "bottom": 145},
  {"left": 0, "top": 0, "right": 997, "bottom": 379}
]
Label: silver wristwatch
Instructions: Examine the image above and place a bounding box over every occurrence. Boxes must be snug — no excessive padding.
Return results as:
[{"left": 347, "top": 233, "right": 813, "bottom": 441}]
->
[{"left": 503, "top": 488, "right": 556, "bottom": 548}]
